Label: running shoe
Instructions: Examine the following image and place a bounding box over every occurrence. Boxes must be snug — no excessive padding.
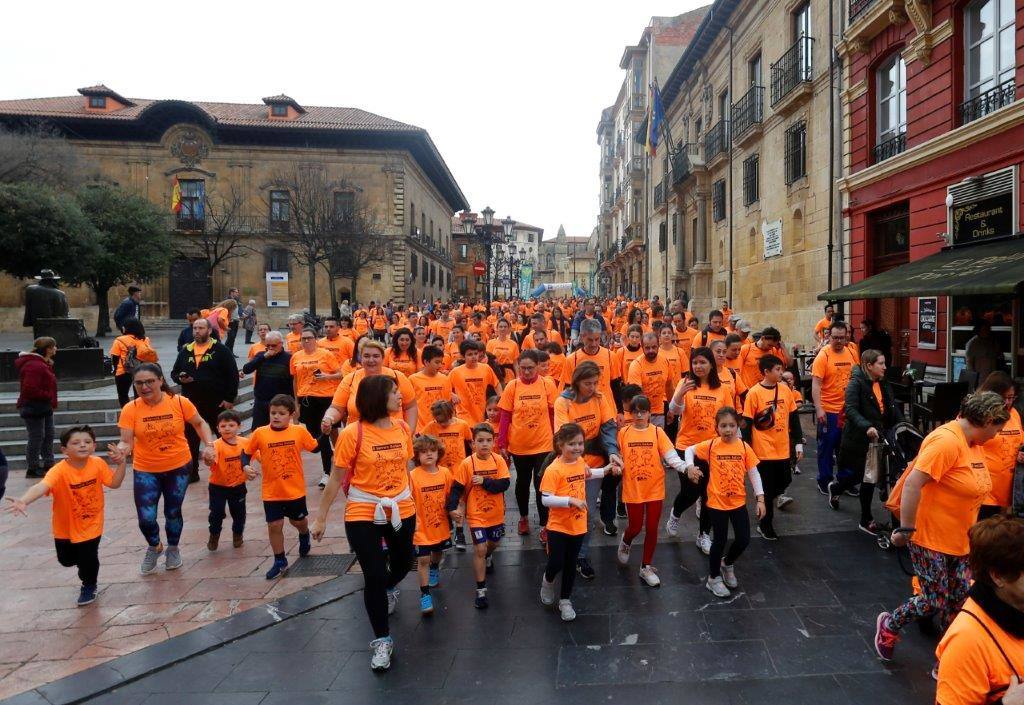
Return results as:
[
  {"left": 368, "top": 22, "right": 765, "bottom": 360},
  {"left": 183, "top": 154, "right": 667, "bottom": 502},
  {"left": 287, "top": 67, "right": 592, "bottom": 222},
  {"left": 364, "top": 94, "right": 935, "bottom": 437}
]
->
[
  {"left": 720, "top": 562, "right": 738, "bottom": 589},
  {"left": 776, "top": 495, "right": 794, "bottom": 509},
  {"left": 454, "top": 528, "right": 467, "bottom": 552},
  {"left": 665, "top": 512, "right": 680, "bottom": 537},
  {"left": 558, "top": 599, "right": 576, "bottom": 622},
  {"left": 428, "top": 566, "right": 440, "bottom": 588},
  {"left": 858, "top": 520, "right": 887, "bottom": 537},
  {"left": 539, "top": 527, "right": 548, "bottom": 545},
  {"left": 792, "top": 463, "right": 802, "bottom": 475},
  {"left": 696, "top": 532, "right": 712, "bottom": 555},
  {"left": 298, "top": 532, "right": 311, "bottom": 557},
  {"left": 639, "top": 565, "right": 660, "bottom": 587},
  {"left": 576, "top": 557, "right": 596, "bottom": 580},
  {"left": 370, "top": 637, "right": 394, "bottom": 671},
  {"left": 265, "top": 557, "right": 288, "bottom": 580},
  {"left": 827, "top": 481, "right": 841, "bottom": 510},
  {"left": 420, "top": 593, "right": 434, "bottom": 615},
  {"left": 77, "top": 584, "right": 97, "bottom": 607},
  {"left": 845, "top": 486, "right": 861, "bottom": 497},
  {"left": 140, "top": 545, "right": 162, "bottom": 575},
  {"left": 474, "top": 588, "right": 489, "bottom": 609},
  {"left": 540, "top": 576, "right": 556, "bottom": 606},
  {"left": 517, "top": 517, "right": 530, "bottom": 535},
  {"left": 874, "top": 611, "right": 899, "bottom": 661},
  {"left": 164, "top": 546, "right": 182, "bottom": 571},
  {"left": 756, "top": 524, "right": 779, "bottom": 541},
  {"left": 817, "top": 482, "right": 830, "bottom": 496},
  {"left": 930, "top": 662, "right": 938, "bottom": 681},
  {"left": 602, "top": 521, "right": 618, "bottom": 537},
  {"left": 387, "top": 588, "right": 399, "bottom": 615},
  {"left": 318, "top": 472, "right": 330, "bottom": 489},
  {"left": 616, "top": 502, "right": 627, "bottom": 519},
  {"left": 705, "top": 576, "right": 731, "bottom": 598},
  {"left": 616, "top": 539, "right": 631, "bottom": 566}
]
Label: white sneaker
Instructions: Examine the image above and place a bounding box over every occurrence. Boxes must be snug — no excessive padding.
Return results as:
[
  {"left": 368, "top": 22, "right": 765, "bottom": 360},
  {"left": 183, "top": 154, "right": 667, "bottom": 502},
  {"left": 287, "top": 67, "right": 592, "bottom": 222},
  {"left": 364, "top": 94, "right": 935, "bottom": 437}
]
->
[
  {"left": 665, "top": 512, "right": 680, "bottom": 537},
  {"left": 558, "top": 599, "right": 576, "bottom": 621},
  {"left": 540, "top": 575, "right": 556, "bottom": 606},
  {"left": 616, "top": 539, "right": 631, "bottom": 566},
  {"left": 696, "top": 532, "right": 712, "bottom": 555},
  {"left": 720, "top": 562, "right": 738, "bottom": 589},
  {"left": 792, "top": 463, "right": 802, "bottom": 475},
  {"left": 776, "top": 494, "right": 794, "bottom": 509},
  {"left": 386, "top": 588, "right": 399, "bottom": 615},
  {"left": 369, "top": 637, "right": 394, "bottom": 671},
  {"left": 706, "top": 575, "right": 731, "bottom": 598},
  {"left": 639, "top": 565, "right": 661, "bottom": 587},
  {"left": 695, "top": 497, "right": 702, "bottom": 520},
  {"left": 318, "top": 472, "right": 330, "bottom": 489}
]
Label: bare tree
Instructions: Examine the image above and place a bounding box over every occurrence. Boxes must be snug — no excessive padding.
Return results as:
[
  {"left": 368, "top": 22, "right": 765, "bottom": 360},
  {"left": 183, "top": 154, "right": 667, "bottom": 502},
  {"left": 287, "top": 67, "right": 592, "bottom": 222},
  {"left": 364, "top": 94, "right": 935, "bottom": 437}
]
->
[
  {"left": 324, "top": 195, "right": 391, "bottom": 312},
  {"left": 0, "top": 123, "right": 82, "bottom": 188},
  {"left": 174, "top": 182, "right": 254, "bottom": 272}
]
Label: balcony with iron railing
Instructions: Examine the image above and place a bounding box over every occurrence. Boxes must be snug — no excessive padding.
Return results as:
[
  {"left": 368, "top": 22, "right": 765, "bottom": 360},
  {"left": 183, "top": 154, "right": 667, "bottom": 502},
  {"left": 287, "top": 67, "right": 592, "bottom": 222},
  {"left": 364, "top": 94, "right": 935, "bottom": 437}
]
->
[
  {"left": 731, "top": 85, "right": 764, "bottom": 145},
  {"left": 630, "top": 155, "right": 644, "bottom": 179},
  {"left": 705, "top": 120, "right": 730, "bottom": 163},
  {"left": 848, "top": 0, "right": 875, "bottom": 21},
  {"left": 771, "top": 36, "right": 814, "bottom": 112},
  {"left": 671, "top": 143, "right": 702, "bottom": 187},
  {"left": 872, "top": 131, "right": 906, "bottom": 164},
  {"left": 631, "top": 93, "right": 645, "bottom": 111},
  {"left": 842, "top": 0, "right": 904, "bottom": 56},
  {"left": 959, "top": 79, "right": 1016, "bottom": 126},
  {"left": 654, "top": 181, "right": 665, "bottom": 207}
]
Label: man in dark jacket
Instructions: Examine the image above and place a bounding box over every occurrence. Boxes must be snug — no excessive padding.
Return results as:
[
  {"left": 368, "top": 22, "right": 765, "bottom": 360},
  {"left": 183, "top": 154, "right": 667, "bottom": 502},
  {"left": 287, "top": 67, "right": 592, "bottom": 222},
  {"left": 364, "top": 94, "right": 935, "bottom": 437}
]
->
[
  {"left": 176, "top": 309, "right": 202, "bottom": 351},
  {"left": 857, "top": 318, "right": 893, "bottom": 364},
  {"left": 241, "top": 331, "right": 293, "bottom": 429},
  {"left": 113, "top": 286, "right": 143, "bottom": 333},
  {"left": 172, "top": 318, "right": 238, "bottom": 482}
]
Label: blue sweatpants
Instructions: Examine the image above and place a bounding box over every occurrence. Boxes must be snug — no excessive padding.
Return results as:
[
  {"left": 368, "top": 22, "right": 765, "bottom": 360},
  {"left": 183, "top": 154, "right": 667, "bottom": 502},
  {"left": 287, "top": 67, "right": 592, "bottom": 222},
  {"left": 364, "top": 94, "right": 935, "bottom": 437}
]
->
[
  {"left": 815, "top": 412, "right": 842, "bottom": 489},
  {"left": 134, "top": 464, "right": 190, "bottom": 547}
]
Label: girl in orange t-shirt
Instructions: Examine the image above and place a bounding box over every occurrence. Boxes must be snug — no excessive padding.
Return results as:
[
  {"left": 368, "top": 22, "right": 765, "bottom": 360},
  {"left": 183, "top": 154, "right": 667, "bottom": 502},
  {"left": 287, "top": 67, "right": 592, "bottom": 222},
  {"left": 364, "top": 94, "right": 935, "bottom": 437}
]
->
[
  {"left": 539, "top": 423, "right": 619, "bottom": 621},
  {"left": 681, "top": 407, "right": 764, "bottom": 599},
  {"left": 408, "top": 435, "right": 455, "bottom": 616}
]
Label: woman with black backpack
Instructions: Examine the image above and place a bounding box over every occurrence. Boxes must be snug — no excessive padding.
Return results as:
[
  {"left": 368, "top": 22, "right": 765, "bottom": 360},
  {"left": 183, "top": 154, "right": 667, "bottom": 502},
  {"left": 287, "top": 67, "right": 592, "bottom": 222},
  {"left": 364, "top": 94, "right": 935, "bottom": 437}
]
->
[{"left": 109, "top": 318, "right": 159, "bottom": 407}]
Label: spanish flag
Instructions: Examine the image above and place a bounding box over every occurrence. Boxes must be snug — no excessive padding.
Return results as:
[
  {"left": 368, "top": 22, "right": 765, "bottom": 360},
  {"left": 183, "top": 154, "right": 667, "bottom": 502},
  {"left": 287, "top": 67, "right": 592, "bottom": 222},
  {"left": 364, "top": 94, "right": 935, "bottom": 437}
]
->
[
  {"left": 646, "top": 83, "right": 666, "bottom": 158},
  {"left": 171, "top": 176, "right": 182, "bottom": 213}
]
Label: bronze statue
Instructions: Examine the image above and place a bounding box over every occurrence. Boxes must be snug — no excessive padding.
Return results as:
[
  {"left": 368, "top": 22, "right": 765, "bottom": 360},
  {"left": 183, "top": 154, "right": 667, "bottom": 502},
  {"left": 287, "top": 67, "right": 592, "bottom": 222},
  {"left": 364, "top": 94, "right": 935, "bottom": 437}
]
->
[{"left": 23, "top": 269, "right": 70, "bottom": 327}]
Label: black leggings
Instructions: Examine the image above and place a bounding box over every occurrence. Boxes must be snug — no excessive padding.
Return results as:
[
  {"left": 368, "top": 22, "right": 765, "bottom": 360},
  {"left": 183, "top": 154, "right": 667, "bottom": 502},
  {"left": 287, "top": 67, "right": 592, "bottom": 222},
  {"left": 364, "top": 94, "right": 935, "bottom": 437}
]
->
[
  {"left": 758, "top": 459, "right": 791, "bottom": 529},
  {"left": 544, "top": 531, "right": 584, "bottom": 600},
  {"left": 115, "top": 374, "right": 136, "bottom": 407},
  {"left": 706, "top": 506, "right": 750, "bottom": 578},
  {"left": 345, "top": 518, "right": 416, "bottom": 639},
  {"left": 55, "top": 536, "right": 101, "bottom": 587},
  {"left": 834, "top": 462, "right": 877, "bottom": 525},
  {"left": 298, "top": 396, "right": 333, "bottom": 474},
  {"left": 513, "top": 453, "right": 549, "bottom": 524},
  {"left": 672, "top": 455, "right": 711, "bottom": 535}
]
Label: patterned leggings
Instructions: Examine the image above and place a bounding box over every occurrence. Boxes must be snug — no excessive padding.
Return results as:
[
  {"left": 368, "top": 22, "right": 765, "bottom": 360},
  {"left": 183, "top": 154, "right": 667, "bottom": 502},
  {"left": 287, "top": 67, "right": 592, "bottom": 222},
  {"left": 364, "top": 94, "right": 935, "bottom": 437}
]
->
[
  {"left": 890, "top": 543, "right": 971, "bottom": 633},
  {"left": 133, "top": 465, "right": 190, "bottom": 547}
]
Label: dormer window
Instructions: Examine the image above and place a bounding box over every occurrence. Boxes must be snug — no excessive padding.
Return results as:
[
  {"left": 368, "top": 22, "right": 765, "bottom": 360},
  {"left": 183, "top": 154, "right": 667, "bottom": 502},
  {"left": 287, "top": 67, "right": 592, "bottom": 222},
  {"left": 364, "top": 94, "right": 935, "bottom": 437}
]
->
[
  {"left": 88, "top": 96, "right": 106, "bottom": 109},
  {"left": 262, "top": 94, "right": 306, "bottom": 120},
  {"left": 271, "top": 104, "right": 288, "bottom": 117},
  {"left": 78, "top": 84, "right": 133, "bottom": 112}
]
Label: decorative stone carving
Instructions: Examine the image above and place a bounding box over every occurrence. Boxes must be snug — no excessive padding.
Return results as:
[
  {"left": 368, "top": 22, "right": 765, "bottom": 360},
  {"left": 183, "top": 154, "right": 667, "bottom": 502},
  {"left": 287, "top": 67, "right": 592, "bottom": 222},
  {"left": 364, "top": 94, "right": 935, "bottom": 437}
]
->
[{"left": 170, "top": 128, "right": 209, "bottom": 168}]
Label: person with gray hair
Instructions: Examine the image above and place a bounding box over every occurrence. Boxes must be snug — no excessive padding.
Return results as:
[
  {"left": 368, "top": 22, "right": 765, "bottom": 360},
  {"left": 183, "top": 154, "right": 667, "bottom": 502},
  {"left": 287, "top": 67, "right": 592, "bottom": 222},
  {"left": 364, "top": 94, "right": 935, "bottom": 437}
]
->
[
  {"left": 285, "top": 314, "right": 305, "bottom": 353},
  {"left": 241, "top": 330, "right": 293, "bottom": 429}
]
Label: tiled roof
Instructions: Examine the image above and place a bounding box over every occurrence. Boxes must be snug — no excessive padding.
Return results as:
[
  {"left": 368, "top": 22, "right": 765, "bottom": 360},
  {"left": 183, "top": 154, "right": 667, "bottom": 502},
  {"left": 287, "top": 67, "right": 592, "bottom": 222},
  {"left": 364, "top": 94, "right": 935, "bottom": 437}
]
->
[
  {"left": 77, "top": 84, "right": 135, "bottom": 106},
  {"left": 261, "top": 94, "right": 306, "bottom": 114}
]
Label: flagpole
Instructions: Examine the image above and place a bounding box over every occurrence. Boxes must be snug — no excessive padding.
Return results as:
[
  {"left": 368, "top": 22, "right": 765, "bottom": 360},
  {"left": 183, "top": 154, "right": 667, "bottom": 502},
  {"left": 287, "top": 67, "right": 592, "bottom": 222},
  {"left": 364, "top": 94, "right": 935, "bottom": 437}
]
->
[{"left": 654, "top": 79, "right": 677, "bottom": 156}]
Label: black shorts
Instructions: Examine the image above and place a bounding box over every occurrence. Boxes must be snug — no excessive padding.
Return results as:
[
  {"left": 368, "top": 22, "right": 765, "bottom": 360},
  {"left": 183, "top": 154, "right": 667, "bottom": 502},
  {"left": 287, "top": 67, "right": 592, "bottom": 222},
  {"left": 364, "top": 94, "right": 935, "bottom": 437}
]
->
[
  {"left": 470, "top": 524, "right": 505, "bottom": 545},
  {"left": 415, "top": 539, "right": 452, "bottom": 557},
  {"left": 263, "top": 497, "right": 309, "bottom": 523}
]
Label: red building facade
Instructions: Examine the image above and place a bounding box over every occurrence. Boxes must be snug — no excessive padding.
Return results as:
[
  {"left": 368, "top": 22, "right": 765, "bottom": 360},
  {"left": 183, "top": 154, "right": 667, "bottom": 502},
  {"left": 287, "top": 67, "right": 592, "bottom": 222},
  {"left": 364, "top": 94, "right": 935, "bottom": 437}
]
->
[{"left": 836, "top": 0, "right": 1023, "bottom": 377}]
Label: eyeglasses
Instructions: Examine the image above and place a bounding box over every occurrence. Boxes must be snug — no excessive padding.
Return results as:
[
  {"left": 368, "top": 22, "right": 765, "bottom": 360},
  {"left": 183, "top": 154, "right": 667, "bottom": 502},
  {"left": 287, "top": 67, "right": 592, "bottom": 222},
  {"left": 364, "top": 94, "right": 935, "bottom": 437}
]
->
[{"left": 133, "top": 379, "right": 158, "bottom": 388}]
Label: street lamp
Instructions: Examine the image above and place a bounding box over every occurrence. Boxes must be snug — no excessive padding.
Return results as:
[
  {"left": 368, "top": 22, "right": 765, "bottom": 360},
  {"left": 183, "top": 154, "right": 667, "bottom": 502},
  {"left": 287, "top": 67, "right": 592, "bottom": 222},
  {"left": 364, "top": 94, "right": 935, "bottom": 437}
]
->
[{"left": 462, "top": 207, "right": 506, "bottom": 307}]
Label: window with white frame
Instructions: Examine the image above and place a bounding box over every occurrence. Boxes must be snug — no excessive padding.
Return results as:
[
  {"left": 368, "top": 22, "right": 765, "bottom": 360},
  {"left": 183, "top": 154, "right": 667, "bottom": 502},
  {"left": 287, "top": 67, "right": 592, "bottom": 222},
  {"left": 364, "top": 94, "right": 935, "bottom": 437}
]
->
[
  {"left": 963, "top": 0, "right": 1016, "bottom": 123},
  {"left": 875, "top": 54, "right": 907, "bottom": 160}
]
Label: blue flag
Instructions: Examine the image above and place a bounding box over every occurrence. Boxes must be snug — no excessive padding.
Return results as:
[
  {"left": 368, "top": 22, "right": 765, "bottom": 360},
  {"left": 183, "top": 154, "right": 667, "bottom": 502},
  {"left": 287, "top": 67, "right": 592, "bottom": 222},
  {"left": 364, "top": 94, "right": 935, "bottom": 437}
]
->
[{"left": 646, "top": 83, "right": 665, "bottom": 157}]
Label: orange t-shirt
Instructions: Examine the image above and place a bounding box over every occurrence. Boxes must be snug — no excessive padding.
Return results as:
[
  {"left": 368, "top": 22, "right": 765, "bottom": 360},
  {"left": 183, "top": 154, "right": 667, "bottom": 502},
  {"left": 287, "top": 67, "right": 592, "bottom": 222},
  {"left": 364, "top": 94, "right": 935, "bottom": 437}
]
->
[
  {"left": 118, "top": 394, "right": 198, "bottom": 472},
  {"left": 912, "top": 421, "right": 992, "bottom": 556},
  {"left": 318, "top": 336, "right": 355, "bottom": 368},
  {"left": 209, "top": 437, "right": 247, "bottom": 487},
  {"left": 627, "top": 354, "right": 674, "bottom": 412},
  {"left": 675, "top": 383, "right": 734, "bottom": 449},
  {"left": 42, "top": 457, "right": 114, "bottom": 543},
  {"left": 449, "top": 363, "right": 500, "bottom": 425},
  {"left": 981, "top": 407, "right": 1022, "bottom": 507},
  {"left": 615, "top": 346, "right": 644, "bottom": 376},
  {"left": 548, "top": 353, "right": 566, "bottom": 382},
  {"left": 247, "top": 341, "right": 266, "bottom": 359},
  {"left": 498, "top": 376, "right": 558, "bottom": 455},
  {"left": 814, "top": 317, "right": 831, "bottom": 340},
  {"left": 285, "top": 331, "right": 302, "bottom": 353},
  {"left": 935, "top": 596, "right": 1024, "bottom": 705},
  {"left": 383, "top": 349, "right": 419, "bottom": 377},
  {"left": 675, "top": 327, "right": 698, "bottom": 358},
  {"left": 522, "top": 329, "right": 564, "bottom": 350},
  {"left": 661, "top": 345, "right": 687, "bottom": 378},
  {"left": 718, "top": 366, "right": 746, "bottom": 407},
  {"left": 485, "top": 338, "right": 520, "bottom": 380},
  {"left": 431, "top": 319, "right": 455, "bottom": 340},
  {"left": 353, "top": 315, "right": 370, "bottom": 337},
  {"left": 811, "top": 346, "right": 858, "bottom": 413},
  {"left": 246, "top": 424, "right": 318, "bottom": 501},
  {"left": 334, "top": 421, "right": 414, "bottom": 523},
  {"left": 560, "top": 347, "right": 622, "bottom": 399},
  {"left": 455, "top": 453, "right": 510, "bottom": 528},
  {"left": 331, "top": 368, "right": 415, "bottom": 423},
  {"left": 410, "top": 466, "right": 454, "bottom": 546},
  {"left": 694, "top": 437, "right": 760, "bottom": 511},
  {"left": 618, "top": 424, "right": 673, "bottom": 503},
  {"left": 737, "top": 342, "right": 790, "bottom": 389},
  {"left": 372, "top": 314, "right": 388, "bottom": 331},
  {"left": 742, "top": 383, "right": 799, "bottom": 461},
  {"left": 422, "top": 418, "right": 473, "bottom": 470},
  {"left": 408, "top": 371, "right": 453, "bottom": 435},
  {"left": 554, "top": 392, "right": 616, "bottom": 467},
  {"left": 290, "top": 348, "right": 342, "bottom": 398},
  {"left": 539, "top": 457, "right": 589, "bottom": 535},
  {"left": 108, "top": 335, "right": 158, "bottom": 376}
]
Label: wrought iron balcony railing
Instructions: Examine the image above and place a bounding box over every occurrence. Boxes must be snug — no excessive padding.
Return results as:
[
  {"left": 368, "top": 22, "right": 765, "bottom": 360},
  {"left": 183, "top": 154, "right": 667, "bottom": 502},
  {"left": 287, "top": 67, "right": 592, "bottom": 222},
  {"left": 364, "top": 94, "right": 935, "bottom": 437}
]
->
[
  {"left": 705, "top": 120, "right": 730, "bottom": 160},
  {"left": 959, "top": 79, "right": 1016, "bottom": 125},
  {"left": 771, "top": 36, "right": 814, "bottom": 107},
  {"left": 731, "top": 85, "right": 764, "bottom": 141},
  {"left": 872, "top": 132, "right": 906, "bottom": 164}
]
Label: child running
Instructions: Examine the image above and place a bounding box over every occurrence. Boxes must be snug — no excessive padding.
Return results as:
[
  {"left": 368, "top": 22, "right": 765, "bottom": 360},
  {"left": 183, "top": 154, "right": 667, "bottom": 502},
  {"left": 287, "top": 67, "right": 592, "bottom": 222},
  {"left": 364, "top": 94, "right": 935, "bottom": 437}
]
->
[
  {"left": 5, "top": 426, "right": 127, "bottom": 606},
  {"left": 422, "top": 400, "right": 473, "bottom": 471},
  {"left": 539, "top": 423, "right": 620, "bottom": 620},
  {"left": 207, "top": 409, "right": 255, "bottom": 550},
  {"left": 409, "top": 435, "right": 456, "bottom": 615},
  {"left": 447, "top": 423, "right": 510, "bottom": 609},
  {"left": 680, "top": 407, "right": 765, "bottom": 598},
  {"left": 616, "top": 395, "right": 688, "bottom": 586},
  {"left": 243, "top": 394, "right": 320, "bottom": 579}
]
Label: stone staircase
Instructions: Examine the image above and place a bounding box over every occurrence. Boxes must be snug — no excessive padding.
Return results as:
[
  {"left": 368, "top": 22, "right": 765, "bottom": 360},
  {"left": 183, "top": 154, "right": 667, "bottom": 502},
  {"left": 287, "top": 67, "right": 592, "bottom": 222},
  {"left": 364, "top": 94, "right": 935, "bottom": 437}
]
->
[{"left": 2, "top": 379, "right": 255, "bottom": 472}]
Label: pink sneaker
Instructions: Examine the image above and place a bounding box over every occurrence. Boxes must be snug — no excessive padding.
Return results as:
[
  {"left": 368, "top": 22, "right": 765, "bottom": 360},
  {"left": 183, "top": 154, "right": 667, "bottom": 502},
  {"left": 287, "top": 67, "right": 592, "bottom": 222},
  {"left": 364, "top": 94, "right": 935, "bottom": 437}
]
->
[{"left": 874, "top": 611, "right": 899, "bottom": 661}]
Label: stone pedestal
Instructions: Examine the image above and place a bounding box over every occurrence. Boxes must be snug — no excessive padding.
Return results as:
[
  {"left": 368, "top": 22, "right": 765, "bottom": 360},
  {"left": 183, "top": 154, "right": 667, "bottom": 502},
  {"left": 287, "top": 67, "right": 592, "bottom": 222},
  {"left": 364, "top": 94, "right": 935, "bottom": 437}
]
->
[{"left": 32, "top": 318, "right": 91, "bottom": 349}]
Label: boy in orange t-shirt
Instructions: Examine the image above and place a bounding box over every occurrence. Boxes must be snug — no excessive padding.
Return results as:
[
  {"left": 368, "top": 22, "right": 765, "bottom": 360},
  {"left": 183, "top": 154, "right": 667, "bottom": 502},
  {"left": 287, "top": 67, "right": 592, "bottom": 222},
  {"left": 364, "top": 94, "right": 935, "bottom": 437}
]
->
[
  {"left": 243, "top": 394, "right": 320, "bottom": 580},
  {"left": 448, "top": 424, "right": 510, "bottom": 610},
  {"left": 422, "top": 400, "right": 473, "bottom": 471},
  {"left": 6, "top": 426, "right": 127, "bottom": 606},
  {"left": 409, "top": 435, "right": 457, "bottom": 616},
  {"left": 207, "top": 409, "right": 256, "bottom": 551},
  {"left": 449, "top": 340, "right": 501, "bottom": 424}
]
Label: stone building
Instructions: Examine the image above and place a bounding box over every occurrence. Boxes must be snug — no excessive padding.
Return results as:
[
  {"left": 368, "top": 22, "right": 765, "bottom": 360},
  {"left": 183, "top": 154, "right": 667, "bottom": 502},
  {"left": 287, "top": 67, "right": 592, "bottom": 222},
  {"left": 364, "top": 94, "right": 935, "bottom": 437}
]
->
[
  {"left": 451, "top": 215, "right": 543, "bottom": 301},
  {"left": 0, "top": 85, "right": 467, "bottom": 329},
  {"left": 535, "top": 226, "right": 596, "bottom": 294}
]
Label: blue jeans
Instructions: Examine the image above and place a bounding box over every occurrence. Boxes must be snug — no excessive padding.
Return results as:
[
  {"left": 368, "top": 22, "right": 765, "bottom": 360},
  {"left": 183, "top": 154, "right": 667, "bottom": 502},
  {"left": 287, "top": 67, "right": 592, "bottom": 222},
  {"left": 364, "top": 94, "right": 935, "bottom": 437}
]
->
[
  {"left": 816, "top": 412, "right": 842, "bottom": 488},
  {"left": 134, "top": 464, "right": 190, "bottom": 546}
]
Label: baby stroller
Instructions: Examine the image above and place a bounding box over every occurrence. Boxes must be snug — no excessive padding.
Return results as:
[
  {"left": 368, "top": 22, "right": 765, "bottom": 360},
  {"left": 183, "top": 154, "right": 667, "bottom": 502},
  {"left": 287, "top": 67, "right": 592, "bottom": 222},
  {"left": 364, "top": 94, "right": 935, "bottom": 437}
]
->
[{"left": 874, "top": 421, "right": 925, "bottom": 550}]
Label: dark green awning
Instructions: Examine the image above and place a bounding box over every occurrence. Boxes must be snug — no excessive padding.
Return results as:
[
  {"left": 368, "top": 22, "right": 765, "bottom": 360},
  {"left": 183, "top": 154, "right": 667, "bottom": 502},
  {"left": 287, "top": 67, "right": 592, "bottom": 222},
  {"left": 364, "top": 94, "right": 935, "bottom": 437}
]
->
[{"left": 819, "top": 236, "right": 1024, "bottom": 301}]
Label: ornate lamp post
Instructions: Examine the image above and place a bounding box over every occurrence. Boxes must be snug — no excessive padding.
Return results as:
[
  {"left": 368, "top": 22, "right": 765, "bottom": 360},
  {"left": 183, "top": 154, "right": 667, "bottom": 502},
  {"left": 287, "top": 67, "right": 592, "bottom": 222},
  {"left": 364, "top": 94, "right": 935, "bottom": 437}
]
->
[{"left": 462, "top": 206, "right": 506, "bottom": 307}]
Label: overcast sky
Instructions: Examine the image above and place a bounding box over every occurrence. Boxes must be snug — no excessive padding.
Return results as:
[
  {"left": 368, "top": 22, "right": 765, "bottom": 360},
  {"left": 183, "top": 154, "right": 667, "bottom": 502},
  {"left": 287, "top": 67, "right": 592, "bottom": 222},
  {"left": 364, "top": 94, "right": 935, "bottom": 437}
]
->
[{"left": 3, "top": 0, "right": 706, "bottom": 241}]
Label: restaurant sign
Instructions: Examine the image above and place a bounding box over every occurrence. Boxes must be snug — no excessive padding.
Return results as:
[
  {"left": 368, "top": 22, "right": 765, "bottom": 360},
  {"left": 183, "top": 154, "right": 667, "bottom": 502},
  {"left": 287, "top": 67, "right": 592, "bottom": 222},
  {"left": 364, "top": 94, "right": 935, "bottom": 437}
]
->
[{"left": 951, "top": 192, "right": 1014, "bottom": 245}]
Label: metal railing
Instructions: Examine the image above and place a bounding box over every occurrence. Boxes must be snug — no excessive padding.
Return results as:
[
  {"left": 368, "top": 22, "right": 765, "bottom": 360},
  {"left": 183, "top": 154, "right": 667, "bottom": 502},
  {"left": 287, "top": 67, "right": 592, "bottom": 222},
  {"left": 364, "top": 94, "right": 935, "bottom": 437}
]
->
[
  {"left": 849, "top": 0, "right": 875, "bottom": 22},
  {"left": 631, "top": 93, "right": 645, "bottom": 109},
  {"left": 705, "top": 119, "right": 730, "bottom": 160},
  {"left": 872, "top": 132, "right": 906, "bottom": 163},
  {"left": 959, "top": 79, "right": 1016, "bottom": 125},
  {"left": 731, "top": 86, "right": 764, "bottom": 141},
  {"left": 771, "top": 36, "right": 814, "bottom": 106},
  {"left": 174, "top": 215, "right": 205, "bottom": 232},
  {"left": 671, "top": 143, "right": 700, "bottom": 186},
  {"left": 654, "top": 182, "right": 665, "bottom": 206}
]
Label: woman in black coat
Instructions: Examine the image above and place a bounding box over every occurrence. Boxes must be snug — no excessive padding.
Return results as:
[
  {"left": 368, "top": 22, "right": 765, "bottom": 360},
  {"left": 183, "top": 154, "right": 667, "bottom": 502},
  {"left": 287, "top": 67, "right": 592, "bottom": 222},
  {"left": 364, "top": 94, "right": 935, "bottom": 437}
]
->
[{"left": 830, "top": 349, "right": 904, "bottom": 534}]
